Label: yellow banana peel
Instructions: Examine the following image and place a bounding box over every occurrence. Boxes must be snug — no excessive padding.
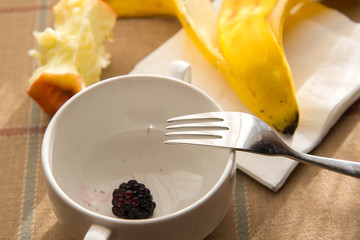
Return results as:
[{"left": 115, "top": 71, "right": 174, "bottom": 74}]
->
[
  {"left": 101, "top": 0, "right": 302, "bottom": 134},
  {"left": 104, "top": 0, "right": 175, "bottom": 17},
  {"left": 218, "top": 0, "right": 301, "bottom": 134},
  {"left": 172, "top": 0, "right": 227, "bottom": 71}
]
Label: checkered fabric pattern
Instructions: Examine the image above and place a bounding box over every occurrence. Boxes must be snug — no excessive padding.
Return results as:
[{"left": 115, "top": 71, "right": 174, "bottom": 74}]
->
[{"left": 1, "top": 0, "right": 359, "bottom": 239}]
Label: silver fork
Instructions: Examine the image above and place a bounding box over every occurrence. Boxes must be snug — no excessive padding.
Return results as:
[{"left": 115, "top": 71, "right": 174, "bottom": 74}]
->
[{"left": 165, "top": 112, "right": 360, "bottom": 178}]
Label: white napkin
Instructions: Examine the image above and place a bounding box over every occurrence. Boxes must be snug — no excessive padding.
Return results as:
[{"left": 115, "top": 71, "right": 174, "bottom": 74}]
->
[{"left": 129, "top": 1, "right": 360, "bottom": 191}]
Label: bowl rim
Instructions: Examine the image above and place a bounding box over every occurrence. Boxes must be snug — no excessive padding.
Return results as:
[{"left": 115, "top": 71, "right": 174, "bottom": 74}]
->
[{"left": 41, "top": 73, "right": 235, "bottom": 225}]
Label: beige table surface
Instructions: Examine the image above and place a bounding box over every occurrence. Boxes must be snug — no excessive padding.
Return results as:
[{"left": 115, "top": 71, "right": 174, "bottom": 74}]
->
[{"left": 1, "top": 0, "right": 359, "bottom": 239}]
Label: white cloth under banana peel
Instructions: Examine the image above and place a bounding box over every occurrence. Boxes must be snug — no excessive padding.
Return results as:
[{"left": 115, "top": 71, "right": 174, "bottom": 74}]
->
[{"left": 131, "top": 1, "right": 360, "bottom": 191}]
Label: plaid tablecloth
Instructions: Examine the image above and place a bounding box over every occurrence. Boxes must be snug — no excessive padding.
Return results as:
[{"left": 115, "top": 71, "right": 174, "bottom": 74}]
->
[{"left": 1, "top": 0, "right": 360, "bottom": 239}]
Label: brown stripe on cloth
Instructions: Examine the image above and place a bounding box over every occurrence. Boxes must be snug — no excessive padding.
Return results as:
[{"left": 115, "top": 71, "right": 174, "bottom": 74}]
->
[
  {"left": 0, "top": 4, "right": 52, "bottom": 14},
  {"left": 0, "top": 126, "right": 47, "bottom": 137}
]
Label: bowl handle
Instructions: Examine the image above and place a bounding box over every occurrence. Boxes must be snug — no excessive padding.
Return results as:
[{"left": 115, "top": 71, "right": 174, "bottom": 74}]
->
[
  {"left": 83, "top": 224, "right": 111, "bottom": 240},
  {"left": 167, "top": 60, "right": 192, "bottom": 83}
]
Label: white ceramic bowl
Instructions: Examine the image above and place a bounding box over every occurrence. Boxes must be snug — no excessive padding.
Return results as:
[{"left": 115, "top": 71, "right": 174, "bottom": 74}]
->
[{"left": 42, "top": 61, "right": 236, "bottom": 240}]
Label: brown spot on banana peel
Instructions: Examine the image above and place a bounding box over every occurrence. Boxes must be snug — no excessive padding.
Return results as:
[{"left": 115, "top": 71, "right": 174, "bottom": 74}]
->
[
  {"left": 278, "top": 112, "right": 299, "bottom": 135},
  {"left": 262, "top": 110, "right": 299, "bottom": 135}
]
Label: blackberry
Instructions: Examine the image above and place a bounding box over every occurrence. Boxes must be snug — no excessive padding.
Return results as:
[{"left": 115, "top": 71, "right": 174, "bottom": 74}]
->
[{"left": 111, "top": 179, "right": 156, "bottom": 219}]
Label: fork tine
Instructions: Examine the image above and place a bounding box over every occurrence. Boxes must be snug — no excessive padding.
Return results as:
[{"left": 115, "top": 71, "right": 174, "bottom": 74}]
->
[
  {"left": 167, "top": 112, "right": 224, "bottom": 122},
  {"left": 164, "top": 138, "right": 226, "bottom": 148},
  {"left": 165, "top": 130, "right": 222, "bottom": 139},
  {"left": 166, "top": 122, "right": 229, "bottom": 130}
]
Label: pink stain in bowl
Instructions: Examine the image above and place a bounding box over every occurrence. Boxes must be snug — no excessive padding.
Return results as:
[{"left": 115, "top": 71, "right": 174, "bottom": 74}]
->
[{"left": 76, "top": 185, "right": 112, "bottom": 212}]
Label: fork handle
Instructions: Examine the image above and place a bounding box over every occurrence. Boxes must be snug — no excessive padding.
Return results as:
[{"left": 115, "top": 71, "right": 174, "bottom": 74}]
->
[{"left": 288, "top": 151, "right": 360, "bottom": 178}]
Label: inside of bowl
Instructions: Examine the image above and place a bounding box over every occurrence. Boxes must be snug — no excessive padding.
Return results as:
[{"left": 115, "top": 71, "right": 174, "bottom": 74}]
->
[{"left": 48, "top": 76, "right": 231, "bottom": 218}]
